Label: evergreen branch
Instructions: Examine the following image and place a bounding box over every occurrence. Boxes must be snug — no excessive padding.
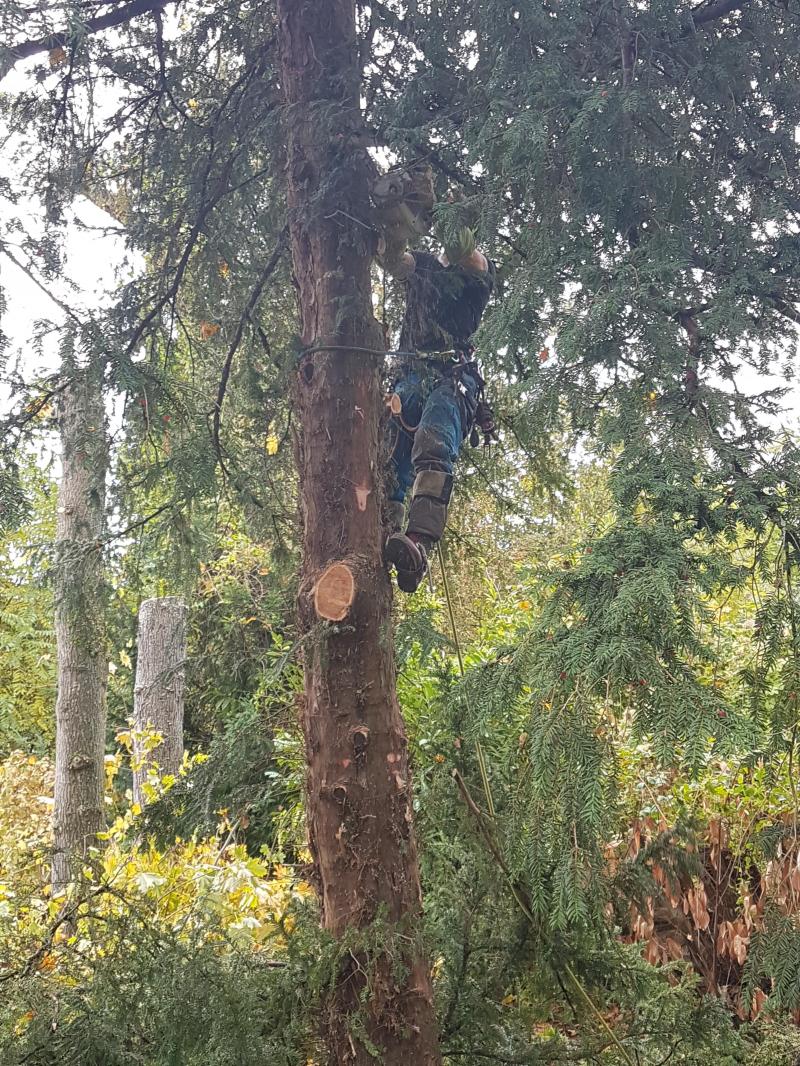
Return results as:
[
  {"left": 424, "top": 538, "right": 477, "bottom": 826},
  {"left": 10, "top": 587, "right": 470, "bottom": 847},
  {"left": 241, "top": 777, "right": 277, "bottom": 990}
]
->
[
  {"left": 452, "top": 769, "right": 532, "bottom": 919},
  {"left": 123, "top": 140, "right": 236, "bottom": 360},
  {"left": 453, "top": 771, "right": 637, "bottom": 1066},
  {"left": 2, "top": 0, "right": 168, "bottom": 77},
  {"left": 210, "top": 228, "right": 287, "bottom": 471}
]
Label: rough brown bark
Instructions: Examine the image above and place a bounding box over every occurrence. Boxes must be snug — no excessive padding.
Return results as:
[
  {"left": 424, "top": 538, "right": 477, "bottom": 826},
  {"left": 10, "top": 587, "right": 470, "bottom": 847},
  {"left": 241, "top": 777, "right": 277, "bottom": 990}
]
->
[
  {"left": 274, "top": 2, "right": 442, "bottom": 1063},
  {"left": 52, "top": 360, "right": 108, "bottom": 894},
  {"left": 132, "top": 596, "right": 187, "bottom": 807}
]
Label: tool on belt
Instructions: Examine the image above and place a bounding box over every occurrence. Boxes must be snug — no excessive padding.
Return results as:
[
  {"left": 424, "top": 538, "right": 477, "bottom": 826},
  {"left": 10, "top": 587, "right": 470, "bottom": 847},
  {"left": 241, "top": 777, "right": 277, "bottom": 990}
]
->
[{"left": 385, "top": 346, "right": 498, "bottom": 447}]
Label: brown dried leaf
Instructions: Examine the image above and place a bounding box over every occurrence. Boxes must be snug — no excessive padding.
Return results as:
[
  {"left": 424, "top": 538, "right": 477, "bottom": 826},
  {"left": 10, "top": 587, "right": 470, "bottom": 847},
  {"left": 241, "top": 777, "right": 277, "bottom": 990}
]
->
[
  {"left": 732, "top": 933, "right": 749, "bottom": 966},
  {"left": 199, "top": 321, "right": 220, "bottom": 340}
]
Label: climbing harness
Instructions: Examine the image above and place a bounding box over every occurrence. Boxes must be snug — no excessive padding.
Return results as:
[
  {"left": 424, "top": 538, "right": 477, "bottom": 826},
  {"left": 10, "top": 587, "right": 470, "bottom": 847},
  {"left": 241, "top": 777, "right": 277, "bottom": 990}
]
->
[
  {"left": 301, "top": 341, "right": 497, "bottom": 450},
  {"left": 385, "top": 345, "right": 498, "bottom": 449}
]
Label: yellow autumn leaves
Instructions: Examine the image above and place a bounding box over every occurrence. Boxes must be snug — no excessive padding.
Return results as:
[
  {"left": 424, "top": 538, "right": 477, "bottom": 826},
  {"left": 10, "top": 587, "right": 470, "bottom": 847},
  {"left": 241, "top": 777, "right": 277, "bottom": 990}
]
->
[{"left": 0, "top": 738, "right": 313, "bottom": 996}]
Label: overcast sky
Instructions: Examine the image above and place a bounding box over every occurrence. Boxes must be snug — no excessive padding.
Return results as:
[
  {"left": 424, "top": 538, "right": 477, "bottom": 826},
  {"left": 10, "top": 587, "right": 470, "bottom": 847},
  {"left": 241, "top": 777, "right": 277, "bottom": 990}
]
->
[{"left": 1, "top": 57, "right": 797, "bottom": 465}]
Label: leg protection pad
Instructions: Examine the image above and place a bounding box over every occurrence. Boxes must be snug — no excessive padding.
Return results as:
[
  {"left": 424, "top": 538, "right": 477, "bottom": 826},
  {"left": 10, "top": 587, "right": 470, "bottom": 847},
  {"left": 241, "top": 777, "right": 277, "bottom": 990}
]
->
[
  {"left": 406, "top": 472, "right": 453, "bottom": 543},
  {"left": 406, "top": 497, "right": 447, "bottom": 542},
  {"left": 411, "top": 470, "right": 454, "bottom": 505}
]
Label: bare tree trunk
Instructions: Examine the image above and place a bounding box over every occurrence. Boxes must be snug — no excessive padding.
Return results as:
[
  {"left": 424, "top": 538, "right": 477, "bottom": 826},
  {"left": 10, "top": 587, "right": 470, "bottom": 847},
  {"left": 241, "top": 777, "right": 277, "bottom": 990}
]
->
[
  {"left": 52, "top": 360, "right": 108, "bottom": 894},
  {"left": 275, "top": 2, "right": 442, "bottom": 1063},
  {"left": 132, "top": 596, "right": 187, "bottom": 806}
]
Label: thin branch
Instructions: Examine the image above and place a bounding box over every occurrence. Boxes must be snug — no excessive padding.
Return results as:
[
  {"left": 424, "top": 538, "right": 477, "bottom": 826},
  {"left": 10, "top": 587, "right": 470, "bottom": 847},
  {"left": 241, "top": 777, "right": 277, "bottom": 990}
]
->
[
  {"left": 105, "top": 501, "right": 173, "bottom": 542},
  {"left": 210, "top": 227, "right": 287, "bottom": 469},
  {"left": 0, "top": 243, "right": 84, "bottom": 327},
  {"left": 0, "top": 378, "right": 67, "bottom": 444},
  {"left": 2, "top": 0, "right": 168, "bottom": 77},
  {"left": 768, "top": 294, "right": 800, "bottom": 328},
  {"left": 123, "top": 140, "right": 232, "bottom": 360}
]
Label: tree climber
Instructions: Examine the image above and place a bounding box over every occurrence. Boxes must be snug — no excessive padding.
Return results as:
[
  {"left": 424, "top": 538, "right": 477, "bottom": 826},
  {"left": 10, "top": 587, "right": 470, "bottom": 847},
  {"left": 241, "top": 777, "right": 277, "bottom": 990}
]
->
[{"left": 372, "top": 166, "right": 496, "bottom": 593}]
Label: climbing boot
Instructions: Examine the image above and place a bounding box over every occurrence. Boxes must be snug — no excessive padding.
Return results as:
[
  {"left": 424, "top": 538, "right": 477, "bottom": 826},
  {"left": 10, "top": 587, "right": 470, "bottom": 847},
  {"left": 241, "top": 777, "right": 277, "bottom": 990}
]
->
[{"left": 384, "top": 532, "right": 429, "bottom": 594}]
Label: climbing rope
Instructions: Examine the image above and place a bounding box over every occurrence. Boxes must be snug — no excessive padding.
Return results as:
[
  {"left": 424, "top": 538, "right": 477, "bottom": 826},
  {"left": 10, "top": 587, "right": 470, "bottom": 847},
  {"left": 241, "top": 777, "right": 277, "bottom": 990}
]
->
[
  {"left": 436, "top": 541, "right": 496, "bottom": 820},
  {"left": 434, "top": 543, "right": 636, "bottom": 1066}
]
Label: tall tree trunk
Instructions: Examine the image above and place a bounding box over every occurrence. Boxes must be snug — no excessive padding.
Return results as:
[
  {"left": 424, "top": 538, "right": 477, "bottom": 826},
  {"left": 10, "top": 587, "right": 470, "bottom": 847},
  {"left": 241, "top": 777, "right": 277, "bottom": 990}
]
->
[
  {"left": 52, "top": 359, "right": 108, "bottom": 894},
  {"left": 132, "top": 596, "right": 186, "bottom": 807},
  {"left": 274, "top": 2, "right": 442, "bottom": 1063}
]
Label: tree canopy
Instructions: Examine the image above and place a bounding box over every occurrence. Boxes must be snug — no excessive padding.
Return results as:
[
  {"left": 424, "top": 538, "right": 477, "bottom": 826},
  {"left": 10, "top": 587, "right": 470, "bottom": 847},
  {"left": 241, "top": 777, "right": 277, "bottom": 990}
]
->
[{"left": 1, "top": 0, "right": 800, "bottom": 1062}]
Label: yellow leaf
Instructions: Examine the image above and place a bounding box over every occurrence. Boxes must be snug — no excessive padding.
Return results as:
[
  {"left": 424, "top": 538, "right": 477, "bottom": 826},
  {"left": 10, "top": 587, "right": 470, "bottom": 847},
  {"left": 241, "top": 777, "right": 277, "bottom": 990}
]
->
[
  {"left": 14, "top": 1011, "right": 35, "bottom": 1036},
  {"left": 266, "top": 433, "right": 279, "bottom": 456},
  {"left": 517, "top": 600, "right": 531, "bottom": 610}
]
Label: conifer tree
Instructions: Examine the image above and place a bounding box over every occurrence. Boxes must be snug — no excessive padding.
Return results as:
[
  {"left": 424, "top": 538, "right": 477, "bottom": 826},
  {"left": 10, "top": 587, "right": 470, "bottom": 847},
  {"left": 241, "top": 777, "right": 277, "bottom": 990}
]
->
[
  {"left": 272, "top": 3, "right": 441, "bottom": 1060},
  {"left": 2, "top": 0, "right": 800, "bottom": 1059},
  {"left": 51, "top": 352, "right": 108, "bottom": 893}
]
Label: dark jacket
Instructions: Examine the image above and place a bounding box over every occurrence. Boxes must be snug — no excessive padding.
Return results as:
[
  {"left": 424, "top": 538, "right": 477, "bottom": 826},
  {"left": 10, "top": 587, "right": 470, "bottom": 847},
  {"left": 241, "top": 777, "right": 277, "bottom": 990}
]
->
[{"left": 399, "top": 250, "right": 495, "bottom": 353}]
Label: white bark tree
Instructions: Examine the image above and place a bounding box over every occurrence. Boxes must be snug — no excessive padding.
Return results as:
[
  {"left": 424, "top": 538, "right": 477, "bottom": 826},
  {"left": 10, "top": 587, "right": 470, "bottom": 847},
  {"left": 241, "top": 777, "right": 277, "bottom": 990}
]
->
[
  {"left": 132, "top": 596, "right": 187, "bottom": 806},
  {"left": 52, "top": 359, "right": 108, "bottom": 893}
]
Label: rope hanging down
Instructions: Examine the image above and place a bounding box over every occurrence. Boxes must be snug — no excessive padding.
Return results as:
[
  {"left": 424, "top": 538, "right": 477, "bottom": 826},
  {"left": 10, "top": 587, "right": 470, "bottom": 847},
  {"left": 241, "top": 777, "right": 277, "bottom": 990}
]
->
[
  {"left": 435, "top": 544, "right": 637, "bottom": 1066},
  {"left": 437, "top": 541, "right": 495, "bottom": 819}
]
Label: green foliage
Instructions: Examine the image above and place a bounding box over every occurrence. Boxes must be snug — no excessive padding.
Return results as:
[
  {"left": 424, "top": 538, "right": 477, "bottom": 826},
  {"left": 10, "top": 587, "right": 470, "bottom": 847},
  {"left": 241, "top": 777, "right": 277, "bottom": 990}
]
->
[
  {"left": 0, "top": 463, "right": 56, "bottom": 753},
  {"left": 185, "top": 532, "right": 298, "bottom": 738},
  {"left": 142, "top": 707, "right": 304, "bottom": 856},
  {"left": 3, "top": 0, "right": 800, "bottom": 1060},
  {"left": 744, "top": 913, "right": 800, "bottom": 1015},
  {"left": 0, "top": 905, "right": 319, "bottom": 1066},
  {"left": 746, "top": 1021, "right": 800, "bottom": 1066}
]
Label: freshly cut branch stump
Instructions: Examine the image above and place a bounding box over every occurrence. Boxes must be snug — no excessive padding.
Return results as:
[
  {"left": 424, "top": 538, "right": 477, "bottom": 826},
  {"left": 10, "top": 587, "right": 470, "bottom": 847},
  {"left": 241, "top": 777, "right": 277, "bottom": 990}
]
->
[{"left": 313, "top": 562, "right": 355, "bottom": 621}]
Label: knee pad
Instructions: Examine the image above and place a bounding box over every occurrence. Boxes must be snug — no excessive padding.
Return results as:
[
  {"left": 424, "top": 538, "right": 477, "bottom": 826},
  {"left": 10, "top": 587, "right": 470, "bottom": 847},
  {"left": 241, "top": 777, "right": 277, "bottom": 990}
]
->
[
  {"left": 411, "top": 470, "right": 454, "bottom": 505},
  {"left": 406, "top": 471, "right": 453, "bottom": 543}
]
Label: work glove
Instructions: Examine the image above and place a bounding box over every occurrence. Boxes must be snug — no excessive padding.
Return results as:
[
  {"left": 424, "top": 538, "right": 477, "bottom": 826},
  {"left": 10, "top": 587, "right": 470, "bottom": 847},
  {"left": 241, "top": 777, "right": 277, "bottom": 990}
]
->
[{"left": 442, "top": 225, "right": 477, "bottom": 267}]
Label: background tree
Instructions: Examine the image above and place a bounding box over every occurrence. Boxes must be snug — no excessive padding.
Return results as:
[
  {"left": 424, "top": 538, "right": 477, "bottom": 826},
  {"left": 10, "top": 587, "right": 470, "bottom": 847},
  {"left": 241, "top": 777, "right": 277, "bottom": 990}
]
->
[
  {"left": 51, "top": 351, "right": 108, "bottom": 893},
  {"left": 132, "top": 596, "right": 186, "bottom": 807}
]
